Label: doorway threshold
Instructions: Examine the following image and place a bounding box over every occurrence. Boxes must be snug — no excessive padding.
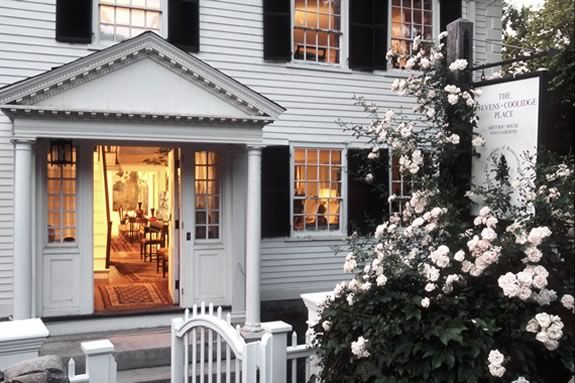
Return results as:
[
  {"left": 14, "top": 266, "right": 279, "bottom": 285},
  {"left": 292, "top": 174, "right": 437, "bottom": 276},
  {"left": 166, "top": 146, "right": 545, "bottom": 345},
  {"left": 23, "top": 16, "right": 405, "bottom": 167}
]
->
[{"left": 42, "top": 305, "right": 237, "bottom": 336}]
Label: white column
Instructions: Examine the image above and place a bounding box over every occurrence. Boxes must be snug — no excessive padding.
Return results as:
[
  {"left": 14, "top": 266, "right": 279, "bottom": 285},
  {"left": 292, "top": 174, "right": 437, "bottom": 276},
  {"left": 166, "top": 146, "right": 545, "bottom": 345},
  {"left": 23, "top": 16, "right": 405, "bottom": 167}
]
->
[
  {"left": 12, "top": 139, "right": 34, "bottom": 319},
  {"left": 243, "top": 145, "right": 263, "bottom": 338}
]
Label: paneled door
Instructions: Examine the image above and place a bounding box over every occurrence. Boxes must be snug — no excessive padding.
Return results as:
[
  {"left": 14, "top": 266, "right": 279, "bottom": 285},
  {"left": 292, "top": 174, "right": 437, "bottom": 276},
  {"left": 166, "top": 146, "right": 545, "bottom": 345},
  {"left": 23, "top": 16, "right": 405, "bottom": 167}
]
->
[{"left": 180, "top": 147, "right": 230, "bottom": 308}]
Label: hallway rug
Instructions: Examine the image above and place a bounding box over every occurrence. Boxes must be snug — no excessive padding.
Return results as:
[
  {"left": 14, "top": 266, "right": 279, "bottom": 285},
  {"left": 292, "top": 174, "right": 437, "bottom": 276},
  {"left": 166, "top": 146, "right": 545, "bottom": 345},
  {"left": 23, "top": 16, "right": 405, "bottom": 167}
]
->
[{"left": 98, "top": 283, "right": 171, "bottom": 311}]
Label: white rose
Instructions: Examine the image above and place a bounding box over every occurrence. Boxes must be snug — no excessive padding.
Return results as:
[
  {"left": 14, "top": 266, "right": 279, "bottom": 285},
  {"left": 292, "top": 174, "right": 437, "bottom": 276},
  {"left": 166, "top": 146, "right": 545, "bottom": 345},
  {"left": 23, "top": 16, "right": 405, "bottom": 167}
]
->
[
  {"left": 535, "top": 331, "right": 549, "bottom": 343},
  {"left": 544, "top": 340, "right": 559, "bottom": 351},
  {"left": 481, "top": 227, "right": 497, "bottom": 242},
  {"left": 532, "top": 275, "right": 548, "bottom": 289},
  {"left": 525, "top": 318, "right": 539, "bottom": 333},
  {"left": 547, "top": 324, "right": 563, "bottom": 340},
  {"left": 447, "top": 94, "right": 459, "bottom": 105},
  {"left": 488, "top": 349, "right": 505, "bottom": 366},
  {"left": 479, "top": 206, "right": 491, "bottom": 217},
  {"left": 454, "top": 250, "right": 465, "bottom": 262},
  {"left": 488, "top": 364, "right": 506, "bottom": 377},
  {"left": 425, "top": 283, "right": 436, "bottom": 292},
  {"left": 471, "top": 136, "right": 486, "bottom": 147},
  {"left": 351, "top": 336, "right": 370, "bottom": 358},
  {"left": 347, "top": 293, "right": 355, "bottom": 306},
  {"left": 560, "top": 294, "right": 574, "bottom": 310},
  {"left": 535, "top": 313, "right": 552, "bottom": 329},
  {"left": 376, "top": 274, "right": 388, "bottom": 286},
  {"left": 322, "top": 320, "right": 332, "bottom": 331},
  {"left": 486, "top": 217, "right": 498, "bottom": 228},
  {"left": 421, "top": 297, "right": 430, "bottom": 308},
  {"left": 511, "top": 377, "right": 530, "bottom": 383}
]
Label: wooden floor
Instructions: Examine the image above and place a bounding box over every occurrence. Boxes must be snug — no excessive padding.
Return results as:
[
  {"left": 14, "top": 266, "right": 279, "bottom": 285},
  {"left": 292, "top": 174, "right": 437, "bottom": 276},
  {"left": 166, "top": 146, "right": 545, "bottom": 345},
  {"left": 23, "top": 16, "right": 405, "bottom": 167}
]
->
[{"left": 94, "top": 237, "right": 173, "bottom": 313}]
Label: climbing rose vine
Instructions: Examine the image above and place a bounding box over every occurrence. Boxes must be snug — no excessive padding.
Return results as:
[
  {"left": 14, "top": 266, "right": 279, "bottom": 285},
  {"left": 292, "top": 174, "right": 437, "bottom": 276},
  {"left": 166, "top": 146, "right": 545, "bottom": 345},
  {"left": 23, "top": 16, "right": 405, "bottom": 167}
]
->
[{"left": 313, "top": 33, "right": 574, "bottom": 383}]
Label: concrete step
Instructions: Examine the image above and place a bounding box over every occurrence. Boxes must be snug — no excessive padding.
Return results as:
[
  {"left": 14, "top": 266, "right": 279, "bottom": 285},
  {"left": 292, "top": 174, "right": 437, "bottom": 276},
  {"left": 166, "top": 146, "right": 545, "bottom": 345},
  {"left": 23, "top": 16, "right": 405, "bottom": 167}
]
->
[{"left": 40, "top": 327, "right": 172, "bottom": 372}]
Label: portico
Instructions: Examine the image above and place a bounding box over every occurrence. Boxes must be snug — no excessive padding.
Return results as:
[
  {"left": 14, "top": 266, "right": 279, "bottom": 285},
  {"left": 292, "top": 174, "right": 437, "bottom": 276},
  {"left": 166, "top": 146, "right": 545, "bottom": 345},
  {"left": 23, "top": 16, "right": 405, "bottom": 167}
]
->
[{"left": 0, "top": 32, "right": 284, "bottom": 335}]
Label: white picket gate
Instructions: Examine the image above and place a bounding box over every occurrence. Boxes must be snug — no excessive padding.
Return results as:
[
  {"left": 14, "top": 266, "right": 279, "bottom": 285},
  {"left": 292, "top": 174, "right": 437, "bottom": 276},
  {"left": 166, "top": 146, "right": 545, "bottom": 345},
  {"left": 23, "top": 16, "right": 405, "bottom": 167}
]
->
[{"left": 171, "top": 302, "right": 316, "bottom": 383}]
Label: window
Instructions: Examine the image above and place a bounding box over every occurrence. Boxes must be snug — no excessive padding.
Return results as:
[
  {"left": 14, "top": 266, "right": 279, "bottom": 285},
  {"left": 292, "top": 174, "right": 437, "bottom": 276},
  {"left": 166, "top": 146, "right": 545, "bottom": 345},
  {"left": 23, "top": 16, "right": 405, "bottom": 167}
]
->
[
  {"left": 389, "top": 153, "right": 411, "bottom": 214},
  {"left": 99, "top": 0, "right": 161, "bottom": 42},
  {"left": 390, "top": 0, "right": 434, "bottom": 68},
  {"left": 47, "top": 143, "right": 77, "bottom": 243},
  {"left": 293, "top": 148, "right": 342, "bottom": 232},
  {"left": 293, "top": 0, "right": 342, "bottom": 64},
  {"left": 195, "top": 151, "right": 220, "bottom": 240}
]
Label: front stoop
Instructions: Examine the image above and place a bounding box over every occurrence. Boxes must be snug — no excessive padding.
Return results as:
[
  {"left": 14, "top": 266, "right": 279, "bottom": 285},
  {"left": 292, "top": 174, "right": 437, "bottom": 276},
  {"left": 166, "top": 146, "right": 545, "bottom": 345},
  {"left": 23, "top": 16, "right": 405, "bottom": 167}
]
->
[{"left": 39, "top": 327, "right": 172, "bottom": 383}]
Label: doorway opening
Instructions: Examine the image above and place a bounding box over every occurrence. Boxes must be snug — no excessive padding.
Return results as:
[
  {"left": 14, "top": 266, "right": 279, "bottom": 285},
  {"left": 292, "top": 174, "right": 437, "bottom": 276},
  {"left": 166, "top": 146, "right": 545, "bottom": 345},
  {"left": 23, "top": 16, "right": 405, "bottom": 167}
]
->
[{"left": 93, "top": 145, "right": 179, "bottom": 313}]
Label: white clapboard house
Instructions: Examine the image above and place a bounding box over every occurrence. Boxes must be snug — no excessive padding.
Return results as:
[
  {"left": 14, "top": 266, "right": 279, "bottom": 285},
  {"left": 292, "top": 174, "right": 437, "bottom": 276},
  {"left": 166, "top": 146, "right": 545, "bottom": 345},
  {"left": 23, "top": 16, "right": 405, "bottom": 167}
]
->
[{"left": 0, "top": 0, "right": 501, "bottom": 332}]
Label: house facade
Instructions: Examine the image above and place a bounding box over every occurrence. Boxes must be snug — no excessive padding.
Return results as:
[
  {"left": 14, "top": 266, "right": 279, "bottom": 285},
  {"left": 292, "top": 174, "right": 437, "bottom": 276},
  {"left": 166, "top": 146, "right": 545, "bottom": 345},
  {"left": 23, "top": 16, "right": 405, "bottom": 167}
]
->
[{"left": 0, "top": 0, "right": 502, "bottom": 328}]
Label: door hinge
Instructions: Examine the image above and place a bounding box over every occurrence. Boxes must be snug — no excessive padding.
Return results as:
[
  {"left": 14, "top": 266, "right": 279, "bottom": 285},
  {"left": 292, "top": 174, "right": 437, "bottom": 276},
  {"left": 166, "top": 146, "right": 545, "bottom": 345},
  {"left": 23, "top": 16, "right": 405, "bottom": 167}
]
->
[
  {"left": 175, "top": 219, "right": 179, "bottom": 229},
  {"left": 175, "top": 280, "right": 180, "bottom": 289}
]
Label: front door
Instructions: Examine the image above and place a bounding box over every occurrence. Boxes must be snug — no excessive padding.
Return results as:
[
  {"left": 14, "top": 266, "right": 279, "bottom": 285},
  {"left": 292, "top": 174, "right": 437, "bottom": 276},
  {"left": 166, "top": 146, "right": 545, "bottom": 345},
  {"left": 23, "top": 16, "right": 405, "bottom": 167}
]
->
[{"left": 180, "top": 146, "right": 230, "bottom": 307}]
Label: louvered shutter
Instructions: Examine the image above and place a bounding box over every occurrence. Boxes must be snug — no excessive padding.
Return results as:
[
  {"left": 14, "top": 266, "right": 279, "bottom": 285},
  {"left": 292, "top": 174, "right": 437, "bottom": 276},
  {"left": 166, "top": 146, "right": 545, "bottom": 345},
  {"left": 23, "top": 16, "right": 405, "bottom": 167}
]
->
[
  {"left": 168, "top": 0, "right": 200, "bottom": 53},
  {"left": 56, "top": 0, "right": 92, "bottom": 44},
  {"left": 347, "top": 149, "right": 389, "bottom": 236},
  {"left": 373, "top": 0, "right": 389, "bottom": 70},
  {"left": 263, "top": 0, "right": 291, "bottom": 61},
  {"left": 261, "top": 146, "right": 291, "bottom": 238},
  {"left": 349, "top": 0, "right": 375, "bottom": 70},
  {"left": 440, "top": 0, "right": 462, "bottom": 32}
]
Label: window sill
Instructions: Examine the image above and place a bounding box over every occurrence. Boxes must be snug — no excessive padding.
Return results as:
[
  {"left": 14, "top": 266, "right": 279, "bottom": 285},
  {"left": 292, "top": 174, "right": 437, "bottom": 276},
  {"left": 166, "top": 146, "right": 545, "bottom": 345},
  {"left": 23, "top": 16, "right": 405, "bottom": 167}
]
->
[
  {"left": 285, "top": 62, "right": 352, "bottom": 74},
  {"left": 383, "top": 68, "right": 420, "bottom": 78},
  {"left": 284, "top": 234, "right": 347, "bottom": 242}
]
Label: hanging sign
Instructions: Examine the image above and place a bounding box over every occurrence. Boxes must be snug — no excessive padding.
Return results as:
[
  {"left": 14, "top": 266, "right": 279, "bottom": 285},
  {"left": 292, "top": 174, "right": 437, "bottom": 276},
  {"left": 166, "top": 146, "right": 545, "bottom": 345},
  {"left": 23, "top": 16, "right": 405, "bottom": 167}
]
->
[{"left": 471, "top": 73, "right": 544, "bottom": 209}]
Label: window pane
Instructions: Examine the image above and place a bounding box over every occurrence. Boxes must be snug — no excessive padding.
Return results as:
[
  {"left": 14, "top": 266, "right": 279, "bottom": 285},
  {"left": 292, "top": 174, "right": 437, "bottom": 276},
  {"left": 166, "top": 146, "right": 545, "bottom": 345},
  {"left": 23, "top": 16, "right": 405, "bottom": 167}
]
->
[
  {"left": 116, "top": 7, "right": 130, "bottom": 25},
  {"left": 132, "top": 9, "right": 145, "bottom": 27},
  {"left": 195, "top": 226, "right": 206, "bottom": 239},
  {"left": 207, "top": 226, "right": 219, "bottom": 239},
  {"left": 132, "top": 0, "right": 146, "bottom": 7},
  {"left": 196, "top": 211, "right": 206, "bottom": 225},
  {"left": 101, "top": 5, "right": 115, "bottom": 24},
  {"left": 147, "top": 0, "right": 160, "bottom": 8},
  {"left": 145, "top": 11, "right": 161, "bottom": 29}
]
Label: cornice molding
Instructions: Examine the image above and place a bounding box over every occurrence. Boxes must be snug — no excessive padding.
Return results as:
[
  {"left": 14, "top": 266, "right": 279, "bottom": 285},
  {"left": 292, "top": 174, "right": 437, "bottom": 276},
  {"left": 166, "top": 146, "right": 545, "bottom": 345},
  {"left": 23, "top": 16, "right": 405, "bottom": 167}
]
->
[{"left": 1, "top": 105, "right": 271, "bottom": 127}]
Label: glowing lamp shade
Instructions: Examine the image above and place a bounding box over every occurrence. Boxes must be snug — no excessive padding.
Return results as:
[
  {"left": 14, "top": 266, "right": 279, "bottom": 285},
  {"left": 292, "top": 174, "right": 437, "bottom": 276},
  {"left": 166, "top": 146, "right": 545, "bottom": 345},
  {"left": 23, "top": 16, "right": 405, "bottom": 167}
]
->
[{"left": 319, "top": 188, "right": 337, "bottom": 200}]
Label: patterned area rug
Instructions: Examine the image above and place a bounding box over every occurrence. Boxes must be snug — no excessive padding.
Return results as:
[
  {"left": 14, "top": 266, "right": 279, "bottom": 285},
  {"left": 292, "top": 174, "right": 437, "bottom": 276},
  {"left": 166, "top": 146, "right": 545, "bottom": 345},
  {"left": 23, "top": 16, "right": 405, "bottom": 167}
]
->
[{"left": 98, "top": 283, "right": 172, "bottom": 311}]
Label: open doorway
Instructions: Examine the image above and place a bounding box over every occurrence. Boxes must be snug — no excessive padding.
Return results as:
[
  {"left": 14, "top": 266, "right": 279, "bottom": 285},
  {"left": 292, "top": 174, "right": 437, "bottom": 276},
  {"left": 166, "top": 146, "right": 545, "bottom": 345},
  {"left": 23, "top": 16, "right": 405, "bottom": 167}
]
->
[{"left": 93, "top": 145, "right": 179, "bottom": 313}]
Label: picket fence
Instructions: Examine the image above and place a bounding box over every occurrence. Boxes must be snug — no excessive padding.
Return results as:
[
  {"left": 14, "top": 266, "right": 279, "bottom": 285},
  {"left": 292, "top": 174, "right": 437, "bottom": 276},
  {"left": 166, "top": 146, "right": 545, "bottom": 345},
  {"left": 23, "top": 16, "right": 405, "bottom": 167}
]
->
[
  {"left": 171, "top": 302, "right": 316, "bottom": 383},
  {"left": 65, "top": 302, "right": 316, "bottom": 383}
]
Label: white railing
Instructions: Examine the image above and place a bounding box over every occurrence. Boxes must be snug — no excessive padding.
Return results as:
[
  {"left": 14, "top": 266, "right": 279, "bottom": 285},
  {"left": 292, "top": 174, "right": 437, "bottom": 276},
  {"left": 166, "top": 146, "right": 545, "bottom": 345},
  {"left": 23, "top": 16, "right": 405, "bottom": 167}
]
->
[
  {"left": 68, "top": 339, "right": 117, "bottom": 383},
  {"left": 171, "top": 303, "right": 317, "bottom": 383},
  {"left": 286, "top": 331, "right": 315, "bottom": 383}
]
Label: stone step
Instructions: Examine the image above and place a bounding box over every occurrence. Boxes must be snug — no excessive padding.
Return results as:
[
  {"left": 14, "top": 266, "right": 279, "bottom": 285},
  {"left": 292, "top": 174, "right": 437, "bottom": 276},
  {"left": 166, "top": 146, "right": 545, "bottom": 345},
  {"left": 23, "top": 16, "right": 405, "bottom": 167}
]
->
[
  {"left": 117, "top": 364, "right": 240, "bottom": 383},
  {"left": 40, "top": 327, "right": 172, "bottom": 372}
]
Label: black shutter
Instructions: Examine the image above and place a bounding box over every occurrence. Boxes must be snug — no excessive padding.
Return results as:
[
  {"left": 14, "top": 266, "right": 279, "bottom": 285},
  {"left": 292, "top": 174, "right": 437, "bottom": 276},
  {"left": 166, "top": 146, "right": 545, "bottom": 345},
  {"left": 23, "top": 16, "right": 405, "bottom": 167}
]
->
[
  {"left": 261, "top": 146, "right": 290, "bottom": 238},
  {"left": 347, "top": 149, "right": 389, "bottom": 236},
  {"left": 55, "top": 0, "right": 92, "bottom": 44},
  {"left": 168, "top": 0, "right": 200, "bottom": 53},
  {"left": 373, "top": 0, "right": 389, "bottom": 70},
  {"left": 263, "top": 0, "right": 291, "bottom": 61},
  {"left": 349, "top": 0, "right": 374, "bottom": 70},
  {"left": 440, "top": 0, "right": 462, "bottom": 33}
]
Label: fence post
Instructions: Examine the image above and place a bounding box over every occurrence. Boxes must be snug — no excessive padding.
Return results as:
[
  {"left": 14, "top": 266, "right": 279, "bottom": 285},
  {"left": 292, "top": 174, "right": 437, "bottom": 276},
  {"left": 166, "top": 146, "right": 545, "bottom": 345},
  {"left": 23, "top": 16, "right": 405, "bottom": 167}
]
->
[
  {"left": 171, "top": 317, "right": 185, "bottom": 383},
  {"left": 260, "top": 321, "right": 292, "bottom": 383},
  {"left": 80, "top": 339, "right": 116, "bottom": 383}
]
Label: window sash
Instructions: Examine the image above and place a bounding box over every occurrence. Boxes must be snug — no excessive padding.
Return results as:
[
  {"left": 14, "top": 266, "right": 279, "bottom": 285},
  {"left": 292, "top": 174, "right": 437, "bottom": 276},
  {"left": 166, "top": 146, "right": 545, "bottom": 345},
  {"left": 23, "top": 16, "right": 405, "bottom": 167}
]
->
[
  {"left": 98, "top": 0, "right": 162, "bottom": 42},
  {"left": 292, "top": 0, "right": 344, "bottom": 65},
  {"left": 291, "top": 147, "right": 345, "bottom": 235},
  {"left": 194, "top": 151, "right": 221, "bottom": 241},
  {"left": 47, "top": 148, "right": 77, "bottom": 244}
]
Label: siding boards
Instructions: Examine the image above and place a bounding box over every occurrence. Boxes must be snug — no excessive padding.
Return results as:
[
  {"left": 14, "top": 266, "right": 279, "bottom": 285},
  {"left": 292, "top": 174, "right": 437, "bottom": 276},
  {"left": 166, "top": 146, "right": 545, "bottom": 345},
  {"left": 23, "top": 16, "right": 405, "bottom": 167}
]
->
[{"left": 0, "top": 0, "right": 500, "bottom": 307}]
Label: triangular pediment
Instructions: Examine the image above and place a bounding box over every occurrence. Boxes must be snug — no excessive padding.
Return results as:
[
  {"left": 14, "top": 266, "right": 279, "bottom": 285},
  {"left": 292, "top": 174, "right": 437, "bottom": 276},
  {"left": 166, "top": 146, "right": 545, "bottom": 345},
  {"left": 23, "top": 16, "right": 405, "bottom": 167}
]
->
[{"left": 0, "top": 32, "right": 284, "bottom": 122}]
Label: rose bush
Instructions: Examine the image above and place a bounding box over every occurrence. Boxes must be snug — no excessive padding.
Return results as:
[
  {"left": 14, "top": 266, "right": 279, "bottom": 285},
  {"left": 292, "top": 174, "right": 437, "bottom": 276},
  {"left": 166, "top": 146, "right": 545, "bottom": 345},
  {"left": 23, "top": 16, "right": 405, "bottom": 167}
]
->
[{"left": 313, "top": 33, "right": 574, "bottom": 383}]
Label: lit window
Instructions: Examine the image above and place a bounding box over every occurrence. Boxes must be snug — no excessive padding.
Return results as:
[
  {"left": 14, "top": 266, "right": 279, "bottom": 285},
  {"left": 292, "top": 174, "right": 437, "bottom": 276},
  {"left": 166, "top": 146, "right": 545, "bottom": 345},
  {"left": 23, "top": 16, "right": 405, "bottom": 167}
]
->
[
  {"left": 293, "top": 0, "right": 342, "bottom": 64},
  {"left": 389, "top": 154, "right": 411, "bottom": 214},
  {"left": 390, "top": 0, "right": 433, "bottom": 68},
  {"left": 100, "top": 0, "right": 161, "bottom": 42},
  {"left": 47, "top": 143, "right": 77, "bottom": 243},
  {"left": 293, "top": 148, "right": 342, "bottom": 232},
  {"left": 195, "top": 151, "right": 220, "bottom": 240}
]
